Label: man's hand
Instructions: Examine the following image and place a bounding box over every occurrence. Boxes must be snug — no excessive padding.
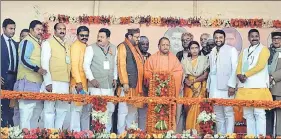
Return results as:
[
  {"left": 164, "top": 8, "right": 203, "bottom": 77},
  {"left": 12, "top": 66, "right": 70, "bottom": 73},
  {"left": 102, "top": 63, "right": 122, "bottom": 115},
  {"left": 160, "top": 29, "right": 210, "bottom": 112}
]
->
[
  {"left": 76, "top": 82, "right": 83, "bottom": 92},
  {"left": 228, "top": 87, "right": 236, "bottom": 97},
  {"left": 184, "top": 78, "right": 193, "bottom": 86},
  {"left": 237, "top": 74, "right": 247, "bottom": 83},
  {"left": 90, "top": 79, "right": 100, "bottom": 88},
  {"left": 123, "top": 84, "right": 129, "bottom": 92},
  {"left": 269, "top": 76, "right": 274, "bottom": 83},
  {"left": 45, "top": 84, "right": 53, "bottom": 92},
  {"left": 1, "top": 77, "right": 4, "bottom": 85},
  {"left": 38, "top": 68, "right": 47, "bottom": 75}
]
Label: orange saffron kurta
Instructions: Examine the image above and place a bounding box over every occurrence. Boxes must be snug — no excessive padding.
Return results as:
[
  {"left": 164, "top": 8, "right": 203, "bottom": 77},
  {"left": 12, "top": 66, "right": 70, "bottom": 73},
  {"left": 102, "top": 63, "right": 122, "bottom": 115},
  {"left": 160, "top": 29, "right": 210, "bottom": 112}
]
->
[
  {"left": 144, "top": 51, "right": 183, "bottom": 133},
  {"left": 144, "top": 52, "right": 183, "bottom": 97}
]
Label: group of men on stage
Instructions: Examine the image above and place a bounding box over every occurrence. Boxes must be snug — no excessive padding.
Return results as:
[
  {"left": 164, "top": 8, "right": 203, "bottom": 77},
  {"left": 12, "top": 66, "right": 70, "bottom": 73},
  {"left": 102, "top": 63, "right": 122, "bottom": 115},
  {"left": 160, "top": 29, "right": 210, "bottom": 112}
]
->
[{"left": 1, "top": 18, "right": 281, "bottom": 137}]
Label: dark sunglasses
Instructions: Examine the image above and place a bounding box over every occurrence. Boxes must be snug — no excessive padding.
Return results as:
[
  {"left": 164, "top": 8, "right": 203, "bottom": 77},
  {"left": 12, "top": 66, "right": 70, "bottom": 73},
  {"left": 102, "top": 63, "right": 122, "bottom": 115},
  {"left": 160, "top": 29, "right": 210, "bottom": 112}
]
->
[{"left": 79, "top": 34, "right": 89, "bottom": 37}]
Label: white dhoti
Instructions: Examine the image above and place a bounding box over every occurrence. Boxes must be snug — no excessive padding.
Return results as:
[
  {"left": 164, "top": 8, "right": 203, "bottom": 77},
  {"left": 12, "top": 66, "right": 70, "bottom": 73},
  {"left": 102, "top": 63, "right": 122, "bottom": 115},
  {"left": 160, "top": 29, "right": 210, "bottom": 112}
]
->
[
  {"left": 41, "top": 81, "right": 70, "bottom": 129},
  {"left": 117, "top": 89, "right": 138, "bottom": 135},
  {"left": 14, "top": 78, "right": 43, "bottom": 129},
  {"left": 88, "top": 88, "right": 115, "bottom": 132},
  {"left": 209, "top": 75, "right": 234, "bottom": 134},
  {"left": 243, "top": 107, "right": 266, "bottom": 136},
  {"left": 69, "top": 88, "right": 91, "bottom": 131},
  {"left": 176, "top": 89, "right": 185, "bottom": 133}
]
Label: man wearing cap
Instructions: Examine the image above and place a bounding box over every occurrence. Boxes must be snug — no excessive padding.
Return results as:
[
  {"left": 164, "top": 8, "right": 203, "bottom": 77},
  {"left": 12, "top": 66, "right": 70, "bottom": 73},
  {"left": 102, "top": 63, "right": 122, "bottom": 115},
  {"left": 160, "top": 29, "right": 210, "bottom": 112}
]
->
[
  {"left": 268, "top": 30, "right": 281, "bottom": 137},
  {"left": 117, "top": 28, "right": 144, "bottom": 134}
]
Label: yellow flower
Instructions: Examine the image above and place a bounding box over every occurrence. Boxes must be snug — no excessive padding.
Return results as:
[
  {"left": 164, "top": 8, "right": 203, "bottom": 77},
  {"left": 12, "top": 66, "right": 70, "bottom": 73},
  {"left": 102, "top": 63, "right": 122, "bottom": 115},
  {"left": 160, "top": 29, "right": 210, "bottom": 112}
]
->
[
  {"left": 152, "top": 134, "right": 158, "bottom": 138},
  {"left": 118, "top": 131, "right": 127, "bottom": 139},
  {"left": 49, "top": 128, "right": 58, "bottom": 134},
  {"left": 110, "top": 133, "right": 117, "bottom": 138},
  {"left": 131, "top": 134, "right": 136, "bottom": 139},
  {"left": 145, "top": 134, "right": 151, "bottom": 139},
  {"left": 245, "top": 134, "right": 255, "bottom": 139},
  {"left": 157, "top": 134, "right": 164, "bottom": 138}
]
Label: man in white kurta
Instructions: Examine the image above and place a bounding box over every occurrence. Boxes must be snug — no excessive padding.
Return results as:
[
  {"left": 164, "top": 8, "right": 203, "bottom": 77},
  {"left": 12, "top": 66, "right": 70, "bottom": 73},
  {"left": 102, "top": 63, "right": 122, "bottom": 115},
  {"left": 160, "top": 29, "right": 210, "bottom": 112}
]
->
[
  {"left": 41, "top": 23, "right": 71, "bottom": 129},
  {"left": 207, "top": 30, "right": 238, "bottom": 134},
  {"left": 83, "top": 28, "right": 117, "bottom": 132}
]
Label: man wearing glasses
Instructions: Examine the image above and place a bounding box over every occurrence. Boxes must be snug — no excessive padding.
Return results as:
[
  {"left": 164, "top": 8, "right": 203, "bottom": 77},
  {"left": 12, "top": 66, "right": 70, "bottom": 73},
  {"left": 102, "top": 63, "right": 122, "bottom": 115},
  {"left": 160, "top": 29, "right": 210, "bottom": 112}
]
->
[
  {"left": 83, "top": 28, "right": 117, "bottom": 132},
  {"left": 236, "top": 29, "right": 273, "bottom": 137},
  {"left": 68, "top": 26, "right": 90, "bottom": 131}
]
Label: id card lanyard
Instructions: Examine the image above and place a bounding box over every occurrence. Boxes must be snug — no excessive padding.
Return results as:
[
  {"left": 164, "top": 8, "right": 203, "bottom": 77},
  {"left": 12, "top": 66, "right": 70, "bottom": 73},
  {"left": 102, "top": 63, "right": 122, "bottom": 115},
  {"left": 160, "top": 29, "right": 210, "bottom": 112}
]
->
[{"left": 53, "top": 36, "right": 70, "bottom": 64}]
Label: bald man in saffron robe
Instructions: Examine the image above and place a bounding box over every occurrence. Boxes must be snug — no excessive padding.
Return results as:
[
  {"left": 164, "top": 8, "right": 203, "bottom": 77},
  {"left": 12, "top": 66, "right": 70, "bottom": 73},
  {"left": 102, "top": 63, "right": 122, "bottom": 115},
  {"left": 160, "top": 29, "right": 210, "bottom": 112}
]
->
[{"left": 144, "top": 37, "right": 183, "bottom": 132}]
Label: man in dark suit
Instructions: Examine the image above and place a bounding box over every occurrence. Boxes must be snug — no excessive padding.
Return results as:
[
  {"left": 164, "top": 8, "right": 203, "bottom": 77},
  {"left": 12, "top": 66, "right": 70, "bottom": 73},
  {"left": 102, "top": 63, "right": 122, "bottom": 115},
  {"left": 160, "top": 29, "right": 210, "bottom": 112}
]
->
[{"left": 1, "top": 18, "right": 18, "bottom": 127}]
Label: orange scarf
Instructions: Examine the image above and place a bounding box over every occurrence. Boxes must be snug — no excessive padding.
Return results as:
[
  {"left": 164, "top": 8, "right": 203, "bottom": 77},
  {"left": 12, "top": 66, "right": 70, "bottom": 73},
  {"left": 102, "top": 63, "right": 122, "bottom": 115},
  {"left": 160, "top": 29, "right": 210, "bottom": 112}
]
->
[{"left": 124, "top": 38, "right": 144, "bottom": 95}]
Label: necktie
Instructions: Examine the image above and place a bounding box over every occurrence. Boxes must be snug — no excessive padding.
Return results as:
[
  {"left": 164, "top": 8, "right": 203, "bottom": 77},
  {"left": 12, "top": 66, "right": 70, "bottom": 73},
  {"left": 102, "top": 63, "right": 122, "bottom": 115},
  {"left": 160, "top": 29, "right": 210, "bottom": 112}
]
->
[{"left": 8, "top": 39, "right": 15, "bottom": 71}]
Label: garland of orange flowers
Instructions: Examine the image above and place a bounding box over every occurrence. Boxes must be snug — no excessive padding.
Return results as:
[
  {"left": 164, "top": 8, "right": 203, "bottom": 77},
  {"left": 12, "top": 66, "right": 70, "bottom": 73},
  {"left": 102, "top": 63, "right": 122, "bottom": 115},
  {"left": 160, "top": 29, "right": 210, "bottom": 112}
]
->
[
  {"left": 2, "top": 90, "right": 281, "bottom": 109},
  {"left": 146, "top": 72, "right": 176, "bottom": 134}
]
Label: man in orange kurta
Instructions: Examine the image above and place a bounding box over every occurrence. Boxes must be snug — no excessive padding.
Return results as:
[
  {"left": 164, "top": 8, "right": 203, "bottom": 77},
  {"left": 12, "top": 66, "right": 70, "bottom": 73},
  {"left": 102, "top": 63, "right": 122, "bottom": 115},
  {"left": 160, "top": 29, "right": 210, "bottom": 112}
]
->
[
  {"left": 117, "top": 28, "right": 144, "bottom": 134},
  {"left": 144, "top": 37, "right": 183, "bottom": 132}
]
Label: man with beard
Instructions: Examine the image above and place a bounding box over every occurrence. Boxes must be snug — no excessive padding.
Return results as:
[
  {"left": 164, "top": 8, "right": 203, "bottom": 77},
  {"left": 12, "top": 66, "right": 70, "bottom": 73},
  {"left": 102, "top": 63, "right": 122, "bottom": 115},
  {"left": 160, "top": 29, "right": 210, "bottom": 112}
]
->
[
  {"left": 137, "top": 36, "right": 151, "bottom": 131},
  {"left": 236, "top": 29, "right": 273, "bottom": 137},
  {"left": 13, "top": 20, "right": 47, "bottom": 129},
  {"left": 1, "top": 18, "right": 18, "bottom": 127},
  {"left": 268, "top": 30, "right": 281, "bottom": 137},
  {"left": 41, "top": 23, "right": 71, "bottom": 129},
  {"left": 69, "top": 26, "right": 90, "bottom": 131},
  {"left": 83, "top": 28, "right": 117, "bottom": 132},
  {"left": 176, "top": 32, "right": 194, "bottom": 62},
  {"left": 117, "top": 28, "right": 144, "bottom": 134},
  {"left": 207, "top": 29, "right": 238, "bottom": 134}
]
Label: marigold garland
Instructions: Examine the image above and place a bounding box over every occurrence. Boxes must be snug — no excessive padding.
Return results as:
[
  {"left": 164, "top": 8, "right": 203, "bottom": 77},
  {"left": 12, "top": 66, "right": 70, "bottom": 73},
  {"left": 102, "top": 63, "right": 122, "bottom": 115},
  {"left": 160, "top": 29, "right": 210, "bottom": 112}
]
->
[
  {"left": 47, "top": 14, "right": 281, "bottom": 28},
  {"left": 146, "top": 72, "right": 176, "bottom": 134},
  {"left": 2, "top": 90, "right": 281, "bottom": 109}
]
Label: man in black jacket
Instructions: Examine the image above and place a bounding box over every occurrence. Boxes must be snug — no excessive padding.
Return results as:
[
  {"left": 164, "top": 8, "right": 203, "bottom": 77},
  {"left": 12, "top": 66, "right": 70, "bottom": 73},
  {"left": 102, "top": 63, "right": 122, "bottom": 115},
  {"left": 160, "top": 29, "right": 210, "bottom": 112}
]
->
[
  {"left": 1, "top": 18, "right": 18, "bottom": 127},
  {"left": 176, "top": 32, "right": 193, "bottom": 62}
]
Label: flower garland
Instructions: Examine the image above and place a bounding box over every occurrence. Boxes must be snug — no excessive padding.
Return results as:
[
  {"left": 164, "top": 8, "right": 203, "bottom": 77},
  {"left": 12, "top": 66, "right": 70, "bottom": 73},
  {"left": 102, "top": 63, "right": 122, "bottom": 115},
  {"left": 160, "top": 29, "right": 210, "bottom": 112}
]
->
[
  {"left": 47, "top": 14, "right": 281, "bottom": 28},
  {"left": 197, "top": 101, "right": 216, "bottom": 135},
  {"left": 2, "top": 90, "right": 281, "bottom": 108},
  {"left": 42, "top": 22, "right": 51, "bottom": 40},
  {"left": 146, "top": 72, "right": 176, "bottom": 134},
  {"left": 91, "top": 97, "right": 109, "bottom": 138},
  {"left": 2, "top": 126, "right": 274, "bottom": 139}
]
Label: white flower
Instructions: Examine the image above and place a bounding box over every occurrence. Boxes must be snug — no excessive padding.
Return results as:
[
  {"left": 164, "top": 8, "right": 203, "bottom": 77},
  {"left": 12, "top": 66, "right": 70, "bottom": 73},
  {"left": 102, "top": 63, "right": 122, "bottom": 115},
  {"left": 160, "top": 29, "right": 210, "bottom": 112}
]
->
[
  {"left": 211, "top": 113, "right": 216, "bottom": 121},
  {"left": 165, "top": 130, "right": 175, "bottom": 138}
]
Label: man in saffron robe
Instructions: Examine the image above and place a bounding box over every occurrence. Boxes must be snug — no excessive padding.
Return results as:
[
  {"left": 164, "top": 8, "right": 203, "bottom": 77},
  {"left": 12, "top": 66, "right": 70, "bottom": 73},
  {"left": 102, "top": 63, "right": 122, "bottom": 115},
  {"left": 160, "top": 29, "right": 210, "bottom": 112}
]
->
[
  {"left": 117, "top": 28, "right": 144, "bottom": 134},
  {"left": 144, "top": 37, "right": 183, "bottom": 132}
]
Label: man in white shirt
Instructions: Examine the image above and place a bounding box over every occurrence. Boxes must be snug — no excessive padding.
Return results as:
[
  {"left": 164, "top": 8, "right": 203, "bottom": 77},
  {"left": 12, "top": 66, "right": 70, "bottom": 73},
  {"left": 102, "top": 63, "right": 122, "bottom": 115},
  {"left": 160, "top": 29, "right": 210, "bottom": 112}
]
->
[
  {"left": 83, "top": 28, "right": 117, "bottom": 132},
  {"left": 207, "top": 29, "right": 238, "bottom": 134},
  {"left": 41, "top": 23, "right": 71, "bottom": 129}
]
